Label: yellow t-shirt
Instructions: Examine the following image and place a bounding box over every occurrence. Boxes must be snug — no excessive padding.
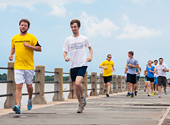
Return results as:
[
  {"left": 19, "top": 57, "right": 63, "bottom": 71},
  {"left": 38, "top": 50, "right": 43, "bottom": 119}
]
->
[
  {"left": 100, "top": 60, "right": 114, "bottom": 76},
  {"left": 11, "top": 33, "right": 38, "bottom": 70}
]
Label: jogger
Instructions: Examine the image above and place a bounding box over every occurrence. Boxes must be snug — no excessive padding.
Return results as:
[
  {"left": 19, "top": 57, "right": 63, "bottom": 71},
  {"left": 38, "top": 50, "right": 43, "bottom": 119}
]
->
[
  {"left": 125, "top": 51, "right": 139, "bottom": 98},
  {"left": 63, "top": 19, "right": 93, "bottom": 113},
  {"left": 156, "top": 58, "right": 169, "bottom": 98},
  {"left": 99, "top": 54, "right": 115, "bottom": 97},
  {"left": 9, "top": 19, "right": 42, "bottom": 114}
]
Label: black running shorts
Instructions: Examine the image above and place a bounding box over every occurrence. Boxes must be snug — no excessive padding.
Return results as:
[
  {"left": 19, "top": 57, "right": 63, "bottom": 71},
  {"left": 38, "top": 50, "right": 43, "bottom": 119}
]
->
[
  {"left": 157, "top": 76, "right": 167, "bottom": 87},
  {"left": 103, "top": 76, "right": 112, "bottom": 84},
  {"left": 147, "top": 77, "right": 155, "bottom": 82},
  {"left": 126, "top": 73, "right": 137, "bottom": 84},
  {"left": 70, "top": 66, "right": 87, "bottom": 82}
]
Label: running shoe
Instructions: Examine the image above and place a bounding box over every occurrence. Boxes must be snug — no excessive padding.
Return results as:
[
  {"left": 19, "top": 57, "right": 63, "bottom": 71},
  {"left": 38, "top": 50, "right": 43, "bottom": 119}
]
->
[
  {"left": 164, "top": 90, "right": 167, "bottom": 95},
  {"left": 13, "top": 105, "right": 21, "bottom": 114},
  {"left": 159, "top": 95, "right": 162, "bottom": 98},
  {"left": 126, "top": 92, "right": 131, "bottom": 97},
  {"left": 156, "top": 92, "right": 158, "bottom": 95},
  {"left": 134, "top": 91, "right": 137, "bottom": 96},
  {"left": 77, "top": 105, "right": 84, "bottom": 113},
  {"left": 131, "top": 93, "right": 134, "bottom": 98},
  {"left": 27, "top": 99, "right": 33, "bottom": 110},
  {"left": 148, "top": 93, "right": 150, "bottom": 97},
  {"left": 151, "top": 92, "right": 153, "bottom": 96},
  {"left": 154, "top": 92, "right": 156, "bottom": 95},
  {"left": 106, "top": 94, "right": 109, "bottom": 97},
  {"left": 144, "top": 89, "right": 146, "bottom": 92}
]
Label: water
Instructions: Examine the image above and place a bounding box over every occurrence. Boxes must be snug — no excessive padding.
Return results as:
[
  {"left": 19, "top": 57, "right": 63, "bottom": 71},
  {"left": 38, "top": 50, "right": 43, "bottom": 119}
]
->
[{"left": 0, "top": 83, "right": 99, "bottom": 109}]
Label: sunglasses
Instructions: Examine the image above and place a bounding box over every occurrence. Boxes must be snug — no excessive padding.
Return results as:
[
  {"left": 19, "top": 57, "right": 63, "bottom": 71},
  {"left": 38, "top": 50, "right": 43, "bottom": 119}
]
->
[{"left": 108, "top": 57, "right": 112, "bottom": 58}]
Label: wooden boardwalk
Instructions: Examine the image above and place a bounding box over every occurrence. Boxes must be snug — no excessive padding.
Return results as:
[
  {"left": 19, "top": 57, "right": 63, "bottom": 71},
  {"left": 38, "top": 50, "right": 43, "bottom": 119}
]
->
[{"left": 1, "top": 89, "right": 170, "bottom": 125}]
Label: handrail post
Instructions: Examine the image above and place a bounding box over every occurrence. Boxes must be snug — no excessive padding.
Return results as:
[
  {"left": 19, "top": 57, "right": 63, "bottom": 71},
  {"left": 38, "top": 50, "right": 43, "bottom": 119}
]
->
[
  {"left": 139, "top": 77, "right": 145, "bottom": 90},
  {"left": 99, "top": 73, "right": 105, "bottom": 95},
  {"left": 33, "top": 65, "right": 47, "bottom": 104},
  {"left": 121, "top": 76, "right": 126, "bottom": 92},
  {"left": 112, "top": 75, "right": 118, "bottom": 93},
  {"left": 90, "top": 72, "right": 99, "bottom": 96},
  {"left": 4, "top": 62, "right": 16, "bottom": 108},
  {"left": 53, "top": 68, "right": 64, "bottom": 101},
  {"left": 117, "top": 75, "right": 122, "bottom": 92},
  {"left": 68, "top": 73, "right": 77, "bottom": 99},
  {"left": 82, "top": 71, "right": 88, "bottom": 97}
]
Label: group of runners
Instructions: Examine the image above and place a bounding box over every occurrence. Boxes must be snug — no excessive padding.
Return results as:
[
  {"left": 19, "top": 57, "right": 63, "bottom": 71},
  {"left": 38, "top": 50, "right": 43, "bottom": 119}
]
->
[
  {"left": 143, "top": 58, "right": 169, "bottom": 98},
  {"left": 8, "top": 19, "right": 169, "bottom": 114}
]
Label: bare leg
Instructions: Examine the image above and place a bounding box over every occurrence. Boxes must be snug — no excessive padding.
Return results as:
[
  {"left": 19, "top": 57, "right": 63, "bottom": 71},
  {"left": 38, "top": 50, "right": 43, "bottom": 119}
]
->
[
  {"left": 107, "top": 82, "right": 111, "bottom": 94},
  {"left": 104, "top": 83, "right": 108, "bottom": 93},
  {"left": 158, "top": 86, "right": 161, "bottom": 95},
  {"left": 26, "top": 84, "right": 33, "bottom": 100},
  {"left": 130, "top": 83, "right": 133, "bottom": 93},
  {"left": 134, "top": 84, "right": 138, "bottom": 92},
  {"left": 127, "top": 82, "right": 131, "bottom": 93},
  {"left": 153, "top": 84, "right": 155, "bottom": 91},
  {"left": 16, "top": 84, "right": 23, "bottom": 105},
  {"left": 75, "top": 76, "right": 84, "bottom": 104},
  {"left": 156, "top": 84, "right": 158, "bottom": 91},
  {"left": 147, "top": 81, "right": 151, "bottom": 94},
  {"left": 151, "top": 82, "right": 154, "bottom": 93},
  {"left": 145, "top": 82, "right": 147, "bottom": 90}
]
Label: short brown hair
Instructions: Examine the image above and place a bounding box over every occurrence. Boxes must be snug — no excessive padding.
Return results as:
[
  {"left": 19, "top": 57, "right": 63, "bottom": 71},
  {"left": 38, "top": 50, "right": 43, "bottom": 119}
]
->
[
  {"left": 70, "top": 19, "right": 81, "bottom": 27},
  {"left": 128, "top": 51, "right": 134, "bottom": 56},
  {"left": 107, "top": 54, "right": 112, "bottom": 57},
  {"left": 19, "top": 19, "right": 30, "bottom": 28}
]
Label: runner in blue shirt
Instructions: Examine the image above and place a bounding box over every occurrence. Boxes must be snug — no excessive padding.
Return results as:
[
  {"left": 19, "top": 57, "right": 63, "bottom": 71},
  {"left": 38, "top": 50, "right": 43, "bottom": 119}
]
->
[{"left": 145, "top": 60, "right": 156, "bottom": 97}]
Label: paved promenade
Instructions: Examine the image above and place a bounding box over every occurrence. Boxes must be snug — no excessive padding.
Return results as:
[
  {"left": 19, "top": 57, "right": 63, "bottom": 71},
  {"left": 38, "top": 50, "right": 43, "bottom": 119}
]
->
[{"left": 0, "top": 89, "right": 170, "bottom": 125}]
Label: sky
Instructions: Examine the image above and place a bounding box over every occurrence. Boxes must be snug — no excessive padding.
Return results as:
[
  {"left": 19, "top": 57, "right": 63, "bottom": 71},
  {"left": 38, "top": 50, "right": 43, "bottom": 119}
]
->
[{"left": 0, "top": 0, "right": 170, "bottom": 77}]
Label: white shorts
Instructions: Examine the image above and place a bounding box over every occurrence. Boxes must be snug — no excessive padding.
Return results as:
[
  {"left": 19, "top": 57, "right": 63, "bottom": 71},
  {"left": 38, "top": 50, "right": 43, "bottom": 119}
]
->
[{"left": 14, "top": 70, "right": 34, "bottom": 85}]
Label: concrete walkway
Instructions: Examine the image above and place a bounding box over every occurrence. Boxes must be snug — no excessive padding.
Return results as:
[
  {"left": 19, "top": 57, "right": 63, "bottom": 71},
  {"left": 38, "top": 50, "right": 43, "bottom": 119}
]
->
[{"left": 0, "top": 89, "right": 170, "bottom": 125}]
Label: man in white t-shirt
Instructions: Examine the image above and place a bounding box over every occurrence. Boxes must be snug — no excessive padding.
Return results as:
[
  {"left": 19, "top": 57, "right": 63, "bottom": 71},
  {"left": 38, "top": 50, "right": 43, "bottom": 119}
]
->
[
  {"left": 156, "top": 58, "right": 169, "bottom": 98},
  {"left": 63, "top": 19, "right": 93, "bottom": 113}
]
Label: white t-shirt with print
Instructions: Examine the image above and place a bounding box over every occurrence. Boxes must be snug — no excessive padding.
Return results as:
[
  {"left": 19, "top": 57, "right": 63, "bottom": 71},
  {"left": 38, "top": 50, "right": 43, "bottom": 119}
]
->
[
  {"left": 63, "top": 35, "right": 90, "bottom": 69},
  {"left": 156, "top": 63, "right": 169, "bottom": 77},
  {"left": 153, "top": 64, "right": 158, "bottom": 77}
]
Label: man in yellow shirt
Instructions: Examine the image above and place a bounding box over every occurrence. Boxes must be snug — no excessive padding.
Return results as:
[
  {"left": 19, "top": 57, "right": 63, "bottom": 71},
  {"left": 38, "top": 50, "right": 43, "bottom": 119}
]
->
[
  {"left": 99, "top": 54, "right": 115, "bottom": 97},
  {"left": 9, "top": 19, "right": 42, "bottom": 114}
]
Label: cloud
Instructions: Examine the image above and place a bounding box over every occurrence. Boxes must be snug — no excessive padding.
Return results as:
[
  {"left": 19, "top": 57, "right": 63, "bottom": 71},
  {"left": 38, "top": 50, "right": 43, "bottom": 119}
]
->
[
  {"left": 80, "top": 11, "right": 119, "bottom": 38},
  {"left": 116, "top": 15, "right": 162, "bottom": 39},
  {"left": 0, "top": 0, "right": 95, "bottom": 17},
  {"left": 48, "top": 5, "right": 66, "bottom": 17}
]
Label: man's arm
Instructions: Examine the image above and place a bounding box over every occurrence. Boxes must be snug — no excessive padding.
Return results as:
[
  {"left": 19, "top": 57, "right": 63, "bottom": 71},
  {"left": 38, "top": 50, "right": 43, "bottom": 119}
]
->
[
  {"left": 129, "top": 64, "right": 139, "bottom": 68},
  {"left": 163, "top": 69, "right": 169, "bottom": 72},
  {"left": 139, "top": 68, "right": 142, "bottom": 74},
  {"left": 124, "top": 63, "right": 128, "bottom": 74},
  {"left": 87, "top": 46, "right": 93, "bottom": 62},
  {"left": 23, "top": 43, "right": 41, "bottom": 52},
  {"left": 63, "top": 51, "right": 70, "bottom": 62},
  {"left": 9, "top": 48, "right": 15, "bottom": 61},
  {"left": 112, "top": 66, "right": 116, "bottom": 72}
]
